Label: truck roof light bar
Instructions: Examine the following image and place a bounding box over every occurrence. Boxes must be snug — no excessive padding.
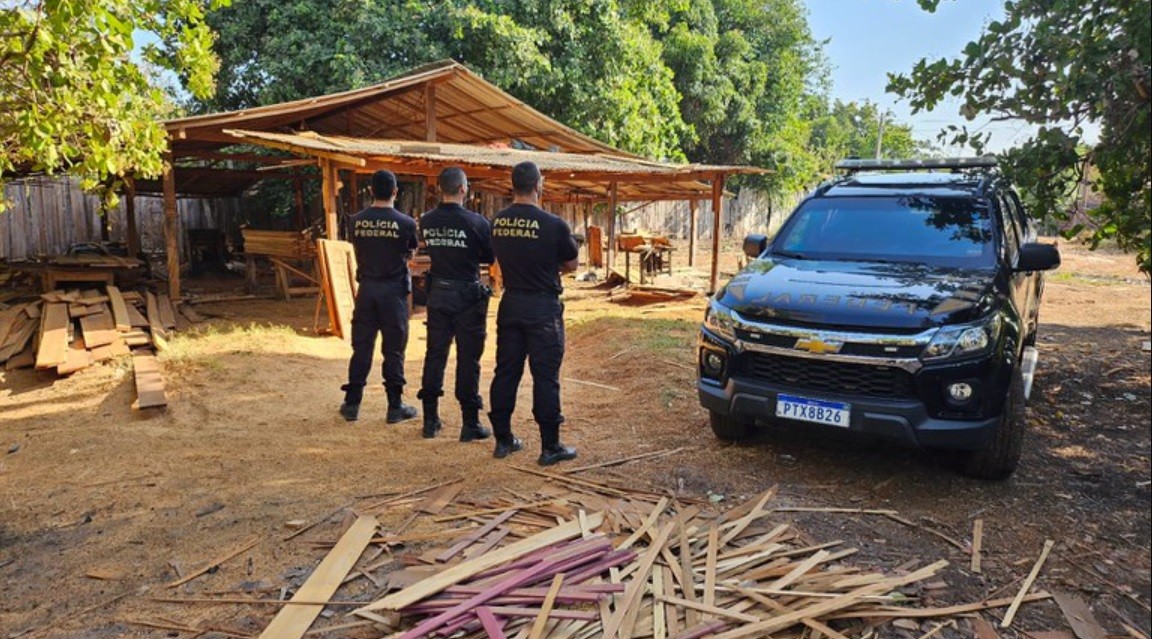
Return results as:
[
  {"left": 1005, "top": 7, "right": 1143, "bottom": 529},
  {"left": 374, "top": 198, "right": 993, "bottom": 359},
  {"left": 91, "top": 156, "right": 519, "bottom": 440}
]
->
[{"left": 835, "top": 157, "right": 999, "bottom": 172}]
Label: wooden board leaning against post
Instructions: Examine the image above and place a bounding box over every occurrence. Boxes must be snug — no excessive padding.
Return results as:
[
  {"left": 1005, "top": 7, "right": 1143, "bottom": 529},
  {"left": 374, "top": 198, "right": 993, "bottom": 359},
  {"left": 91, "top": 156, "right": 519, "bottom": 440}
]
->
[{"left": 316, "top": 239, "right": 358, "bottom": 341}]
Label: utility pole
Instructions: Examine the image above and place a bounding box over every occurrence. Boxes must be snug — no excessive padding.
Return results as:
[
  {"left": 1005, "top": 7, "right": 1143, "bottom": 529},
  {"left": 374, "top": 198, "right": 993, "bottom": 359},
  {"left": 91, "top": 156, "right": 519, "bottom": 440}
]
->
[{"left": 875, "top": 111, "right": 886, "bottom": 159}]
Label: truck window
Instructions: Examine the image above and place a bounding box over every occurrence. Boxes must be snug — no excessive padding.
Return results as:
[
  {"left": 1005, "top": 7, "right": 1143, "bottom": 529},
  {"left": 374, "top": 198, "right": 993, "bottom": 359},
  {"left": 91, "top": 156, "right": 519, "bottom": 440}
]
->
[
  {"left": 996, "top": 193, "right": 1020, "bottom": 264},
  {"left": 772, "top": 196, "right": 996, "bottom": 268}
]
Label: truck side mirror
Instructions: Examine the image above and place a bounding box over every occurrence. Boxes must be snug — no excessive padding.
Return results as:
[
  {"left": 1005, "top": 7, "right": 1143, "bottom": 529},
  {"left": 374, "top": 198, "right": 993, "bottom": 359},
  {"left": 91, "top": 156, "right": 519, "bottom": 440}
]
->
[
  {"left": 1015, "top": 243, "right": 1061, "bottom": 272},
  {"left": 743, "top": 234, "right": 768, "bottom": 259}
]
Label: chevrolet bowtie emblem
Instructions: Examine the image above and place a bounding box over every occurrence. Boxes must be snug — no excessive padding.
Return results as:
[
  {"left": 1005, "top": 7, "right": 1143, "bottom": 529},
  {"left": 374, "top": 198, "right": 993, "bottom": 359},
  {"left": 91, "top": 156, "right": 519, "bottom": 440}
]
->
[{"left": 794, "top": 337, "right": 844, "bottom": 354}]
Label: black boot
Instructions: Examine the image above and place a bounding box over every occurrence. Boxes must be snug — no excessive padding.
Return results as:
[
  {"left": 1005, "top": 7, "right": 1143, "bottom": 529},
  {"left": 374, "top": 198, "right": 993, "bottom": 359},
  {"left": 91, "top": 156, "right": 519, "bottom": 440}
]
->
[
  {"left": 422, "top": 399, "right": 442, "bottom": 438},
  {"left": 339, "top": 402, "right": 360, "bottom": 421},
  {"left": 386, "top": 389, "right": 418, "bottom": 424},
  {"left": 493, "top": 436, "right": 523, "bottom": 459},
  {"left": 459, "top": 407, "right": 491, "bottom": 442},
  {"left": 538, "top": 443, "right": 578, "bottom": 466},
  {"left": 339, "top": 384, "right": 362, "bottom": 422}
]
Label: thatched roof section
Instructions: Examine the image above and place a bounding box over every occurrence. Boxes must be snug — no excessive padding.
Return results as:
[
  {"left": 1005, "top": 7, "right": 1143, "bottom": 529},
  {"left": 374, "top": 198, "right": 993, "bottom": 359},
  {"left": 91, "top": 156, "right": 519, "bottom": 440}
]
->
[{"left": 223, "top": 130, "right": 761, "bottom": 202}]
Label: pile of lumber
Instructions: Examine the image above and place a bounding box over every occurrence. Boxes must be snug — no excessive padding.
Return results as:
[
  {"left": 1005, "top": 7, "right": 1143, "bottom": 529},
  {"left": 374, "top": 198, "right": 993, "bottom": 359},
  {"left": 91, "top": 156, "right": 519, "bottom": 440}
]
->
[
  {"left": 607, "top": 281, "right": 697, "bottom": 305},
  {"left": 138, "top": 466, "right": 1060, "bottom": 638},
  {"left": 349, "top": 486, "right": 952, "bottom": 638},
  {"left": 242, "top": 229, "right": 317, "bottom": 259},
  {"left": 0, "top": 285, "right": 195, "bottom": 409},
  {"left": 170, "top": 474, "right": 1051, "bottom": 639}
]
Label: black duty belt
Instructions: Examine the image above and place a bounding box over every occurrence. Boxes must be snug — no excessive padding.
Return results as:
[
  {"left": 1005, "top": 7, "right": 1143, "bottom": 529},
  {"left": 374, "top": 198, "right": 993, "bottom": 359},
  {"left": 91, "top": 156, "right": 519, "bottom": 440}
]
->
[
  {"left": 358, "top": 275, "right": 406, "bottom": 284},
  {"left": 504, "top": 288, "right": 560, "bottom": 298},
  {"left": 430, "top": 278, "right": 481, "bottom": 291}
]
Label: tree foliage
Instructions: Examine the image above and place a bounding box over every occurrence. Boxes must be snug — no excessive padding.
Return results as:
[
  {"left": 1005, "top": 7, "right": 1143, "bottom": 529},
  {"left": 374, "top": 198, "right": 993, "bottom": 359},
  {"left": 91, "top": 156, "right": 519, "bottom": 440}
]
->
[
  {"left": 203, "top": 0, "right": 690, "bottom": 160},
  {"left": 202, "top": 0, "right": 842, "bottom": 175},
  {"left": 199, "top": 0, "right": 927, "bottom": 212},
  {"left": 1, "top": 0, "right": 228, "bottom": 202},
  {"left": 888, "top": 0, "right": 1151, "bottom": 273}
]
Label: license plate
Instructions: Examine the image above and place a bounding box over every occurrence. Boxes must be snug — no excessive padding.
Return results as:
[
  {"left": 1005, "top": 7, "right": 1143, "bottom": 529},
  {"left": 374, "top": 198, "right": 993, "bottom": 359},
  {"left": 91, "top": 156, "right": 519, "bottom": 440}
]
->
[{"left": 775, "top": 394, "right": 851, "bottom": 428}]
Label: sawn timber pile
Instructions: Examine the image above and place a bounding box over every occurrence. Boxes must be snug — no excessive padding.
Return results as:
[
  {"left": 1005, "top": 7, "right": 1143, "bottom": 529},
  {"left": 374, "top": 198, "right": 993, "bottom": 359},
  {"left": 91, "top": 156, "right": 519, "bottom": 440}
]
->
[
  {"left": 140, "top": 471, "right": 1054, "bottom": 638},
  {"left": 0, "top": 285, "right": 196, "bottom": 409}
]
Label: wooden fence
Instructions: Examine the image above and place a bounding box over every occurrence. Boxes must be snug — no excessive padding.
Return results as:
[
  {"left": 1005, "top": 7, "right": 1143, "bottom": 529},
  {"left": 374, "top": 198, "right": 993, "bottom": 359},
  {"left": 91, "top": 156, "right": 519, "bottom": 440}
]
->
[
  {"left": 2, "top": 177, "right": 798, "bottom": 263},
  {"left": 1, "top": 177, "right": 243, "bottom": 261}
]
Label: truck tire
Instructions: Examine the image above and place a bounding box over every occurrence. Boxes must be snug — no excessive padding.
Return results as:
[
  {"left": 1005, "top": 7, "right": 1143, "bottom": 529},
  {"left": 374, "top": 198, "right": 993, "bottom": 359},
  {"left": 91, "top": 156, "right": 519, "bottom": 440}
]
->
[
  {"left": 958, "top": 368, "right": 1026, "bottom": 480},
  {"left": 709, "top": 411, "right": 754, "bottom": 441}
]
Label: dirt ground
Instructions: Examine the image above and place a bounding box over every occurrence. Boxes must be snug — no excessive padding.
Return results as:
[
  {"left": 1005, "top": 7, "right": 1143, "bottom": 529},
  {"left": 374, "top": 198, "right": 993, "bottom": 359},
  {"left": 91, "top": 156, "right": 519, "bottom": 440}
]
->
[{"left": 1, "top": 239, "right": 1149, "bottom": 638}]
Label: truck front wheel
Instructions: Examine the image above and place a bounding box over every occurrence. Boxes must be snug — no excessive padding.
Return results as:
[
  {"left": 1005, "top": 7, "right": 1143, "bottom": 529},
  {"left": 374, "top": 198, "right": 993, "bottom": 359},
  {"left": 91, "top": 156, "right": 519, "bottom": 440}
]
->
[
  {"left": 709, "top": 411, "right": 755, "bottom": 441},
  {"left": 956, "top": 368, "right": 1026, "bottom": 480}
]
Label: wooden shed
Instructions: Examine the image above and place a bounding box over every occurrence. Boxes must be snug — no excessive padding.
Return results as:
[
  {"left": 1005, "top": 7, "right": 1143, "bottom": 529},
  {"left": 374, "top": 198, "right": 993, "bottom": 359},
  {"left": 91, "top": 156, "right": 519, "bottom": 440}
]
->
[{"left": 152, "top": 60, "right": 763, "bottom": 298}]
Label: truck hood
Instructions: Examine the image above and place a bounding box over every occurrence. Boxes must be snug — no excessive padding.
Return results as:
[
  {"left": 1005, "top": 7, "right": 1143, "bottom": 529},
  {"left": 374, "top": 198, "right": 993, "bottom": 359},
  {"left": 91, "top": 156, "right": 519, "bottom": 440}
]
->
[{"left": 718, "top": 258, "right": 996, "bottom": 331}]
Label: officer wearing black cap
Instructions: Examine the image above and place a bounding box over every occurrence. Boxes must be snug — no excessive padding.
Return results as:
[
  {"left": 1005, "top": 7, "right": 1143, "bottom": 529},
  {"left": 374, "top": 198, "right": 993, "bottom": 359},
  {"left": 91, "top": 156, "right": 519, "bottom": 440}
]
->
[
  {"left": 417, "top": 167, "right": 494, "bottom": 442},
  {"left": 339, "top": 170, "right": 420, "bottom": 424},
  {"left": 488, "top": 161, "right": 580, "bottom": 466}
]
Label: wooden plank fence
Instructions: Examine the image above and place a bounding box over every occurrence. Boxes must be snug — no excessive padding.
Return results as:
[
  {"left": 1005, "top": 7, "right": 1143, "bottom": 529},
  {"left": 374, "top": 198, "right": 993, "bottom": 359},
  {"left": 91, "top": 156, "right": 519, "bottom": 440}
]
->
[
  {"left": 1, "top": 177, "right": 242, "bottom": 261},
  {"left": 2, "top": 177, "right": 797, "bottom": 263}
]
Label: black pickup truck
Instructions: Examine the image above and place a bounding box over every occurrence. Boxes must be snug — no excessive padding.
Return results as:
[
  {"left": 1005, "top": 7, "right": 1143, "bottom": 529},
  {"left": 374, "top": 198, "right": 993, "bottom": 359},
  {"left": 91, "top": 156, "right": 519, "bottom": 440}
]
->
[{"left": 697, "top": 158, "right": 1061, "bottom": 479}]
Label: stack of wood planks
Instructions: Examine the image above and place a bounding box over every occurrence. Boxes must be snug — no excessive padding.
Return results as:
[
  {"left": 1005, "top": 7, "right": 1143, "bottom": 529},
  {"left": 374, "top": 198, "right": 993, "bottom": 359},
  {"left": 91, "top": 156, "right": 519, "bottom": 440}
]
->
[
  {"left": 0, "top": 285, "right": 193, "bottom": 409},
  {"left": 347, "top": 485, "right": 953, "bottom": 638},
  {"left": 139, "top": 467, "right": 1058, "bottom": 637},
  {"left": 241, "top": 229, "right": 317, "bottom": 259},
  {"left": 167, "top": 471, "right": 1052, "bottom": 639}
]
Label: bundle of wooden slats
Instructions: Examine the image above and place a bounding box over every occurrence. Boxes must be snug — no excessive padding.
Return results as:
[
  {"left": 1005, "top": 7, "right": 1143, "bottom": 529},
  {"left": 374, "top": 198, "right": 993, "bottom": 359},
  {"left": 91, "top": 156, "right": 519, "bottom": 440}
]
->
[
  {"left": 242, "top": 229, "right": 317, "bottom": 258},
  {"left": 144, "top": 470, "right": 1054, "bottom": 638},
  {"left": 0, "top": 285, "right": 195, "bottom": 409},
  {"left": 335, "top": 480, "right": 963, "bottom": 639}
]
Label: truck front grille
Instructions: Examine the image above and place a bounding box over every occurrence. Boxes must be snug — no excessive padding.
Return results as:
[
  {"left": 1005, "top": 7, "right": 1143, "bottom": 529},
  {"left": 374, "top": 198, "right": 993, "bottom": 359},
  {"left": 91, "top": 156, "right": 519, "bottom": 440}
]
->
[{"left": 743, "top": 352, "right": 917, "bottom": 398}]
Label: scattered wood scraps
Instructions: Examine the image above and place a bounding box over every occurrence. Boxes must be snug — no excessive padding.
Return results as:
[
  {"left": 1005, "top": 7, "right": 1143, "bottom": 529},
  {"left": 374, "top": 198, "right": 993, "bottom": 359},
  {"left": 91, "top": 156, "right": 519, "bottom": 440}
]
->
[{"left": 138, "top": 483, "right": 1060, "bottom": 638}]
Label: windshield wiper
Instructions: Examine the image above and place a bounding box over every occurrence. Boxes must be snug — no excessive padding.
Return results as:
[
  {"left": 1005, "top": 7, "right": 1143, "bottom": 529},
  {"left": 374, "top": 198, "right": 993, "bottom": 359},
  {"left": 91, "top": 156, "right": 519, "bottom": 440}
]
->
[{"left": 772, "top": 250, "right": 807, "bottom": 260}]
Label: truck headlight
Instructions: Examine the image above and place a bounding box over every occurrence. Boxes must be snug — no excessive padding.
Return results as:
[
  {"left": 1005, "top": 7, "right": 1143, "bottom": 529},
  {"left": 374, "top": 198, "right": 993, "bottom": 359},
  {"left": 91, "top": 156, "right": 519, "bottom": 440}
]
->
[
  {"left": 699, "top": 348, "right": 728, "bottom": 380},
  {"left": 703, "top": 300, "right": 737, "bottom": 342},
  {"left": 923, "top": 315, "right": 1001, "bottom": 361}
]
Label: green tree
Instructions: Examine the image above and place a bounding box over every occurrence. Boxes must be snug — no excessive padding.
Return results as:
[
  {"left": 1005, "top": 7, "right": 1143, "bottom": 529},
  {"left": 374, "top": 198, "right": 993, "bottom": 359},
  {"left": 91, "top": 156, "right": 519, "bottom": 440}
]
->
[
  {"left": 202, "top": 0, "right": 689, "bottom": 160},
  {"left": 808, "top": 100, "right": 926, "bottom": 165},
  {"left": 888, "top": 0, "right": 1151, "bottom": 273},
  {"left": 655, "top": 0, "right": 823, "bottom": 169},
  {"left": 1, "top": 0, "right": 228, "bottom": 203}
]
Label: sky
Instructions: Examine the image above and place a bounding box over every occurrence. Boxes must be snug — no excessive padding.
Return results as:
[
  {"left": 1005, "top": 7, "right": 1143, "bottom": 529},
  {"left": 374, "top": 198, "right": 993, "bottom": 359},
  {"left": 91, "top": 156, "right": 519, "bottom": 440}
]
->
[{"left": 805, "top": 0, "right": 1044, "bottom": 154}]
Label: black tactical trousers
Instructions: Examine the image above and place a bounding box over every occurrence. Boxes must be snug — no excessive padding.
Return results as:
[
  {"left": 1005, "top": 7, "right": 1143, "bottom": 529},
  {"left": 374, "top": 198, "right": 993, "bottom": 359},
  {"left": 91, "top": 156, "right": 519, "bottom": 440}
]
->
[
  {"left": 344, "top": 279, "right": 409, "bottom": 404},
  {"left": 418, "top": 281, "right": 489, "bottom": 410},
  {"left": 488, "top": 291, "right": 565, "bottom": 448}
]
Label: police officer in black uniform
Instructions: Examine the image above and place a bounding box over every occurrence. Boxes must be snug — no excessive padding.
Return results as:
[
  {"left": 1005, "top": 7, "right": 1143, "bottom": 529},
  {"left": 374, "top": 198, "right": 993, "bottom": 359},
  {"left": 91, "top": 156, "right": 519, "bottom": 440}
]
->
[
  {"left": 417, "top": 167, "right": 494, "bottom": 442},
  {"left": 339, "top": 170, "right": 420, "bottom": 424},
  {"left": 488, "top": 161, "right": 580, "bottom": 466}
]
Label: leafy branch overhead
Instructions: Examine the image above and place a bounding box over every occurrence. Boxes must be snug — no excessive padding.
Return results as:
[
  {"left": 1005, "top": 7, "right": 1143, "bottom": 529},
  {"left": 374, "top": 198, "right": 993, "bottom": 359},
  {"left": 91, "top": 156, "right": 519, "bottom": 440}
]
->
[
  {"left": 888, "top": 0, "right": 1151, "bottom": 273},
  {"left": 0, "top": 0, "right": 228, "bottom": 202}
]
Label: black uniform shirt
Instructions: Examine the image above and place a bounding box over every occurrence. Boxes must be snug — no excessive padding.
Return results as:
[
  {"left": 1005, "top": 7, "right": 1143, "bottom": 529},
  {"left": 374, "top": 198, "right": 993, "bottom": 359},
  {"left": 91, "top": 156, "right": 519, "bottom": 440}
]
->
[
  {"left": 419, "top": 203, "right": 494, "bottom": 281},
  {"left": 491, "top": 203, "right": 579, "bottom": 295},
  {"left": 350, "top": 206, "right": 418, "bottom": 282}
]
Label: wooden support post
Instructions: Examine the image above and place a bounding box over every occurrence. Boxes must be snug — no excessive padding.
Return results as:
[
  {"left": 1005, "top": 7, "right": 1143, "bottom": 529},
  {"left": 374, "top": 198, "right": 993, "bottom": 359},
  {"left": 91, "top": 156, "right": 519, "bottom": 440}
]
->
[
  {"left": 125, "top": 176, "right": 140, "bottom": 257},
  {"left": 582, "top": 203, "right": 591, "bottom": 268},
  {"left": 688, "top": 199, "right": 698, "bottom": 268},
  {"left": 348, "top": 171, "right": 360, "bottom": 214},
  {"left": 425, "top": 83, "right": 438, "bottom": 142},
  {"left": 322, "top": 160, "right": 338, "bottom": 240},
  {"left": 606, "top": 181, "right": 618, "bottom": 274},
  {"left": 709, "top": 175, "right": 725, "bottom": 295},
  {"left": 99, "top": 209, "right": 110, "bottom": 242},
  {"left": 293, "top": 176, "right": 306, "bottom": 230},
  {"left": 162, "top": 153, "right": 181, "bottom": 299}
]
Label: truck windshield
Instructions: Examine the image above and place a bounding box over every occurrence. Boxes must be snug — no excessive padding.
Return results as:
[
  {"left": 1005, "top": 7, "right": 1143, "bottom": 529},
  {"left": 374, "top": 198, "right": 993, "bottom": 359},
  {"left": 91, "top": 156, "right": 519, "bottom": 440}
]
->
[{"left": 772, "top": 195, "right": 996, "bottom": 267}]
